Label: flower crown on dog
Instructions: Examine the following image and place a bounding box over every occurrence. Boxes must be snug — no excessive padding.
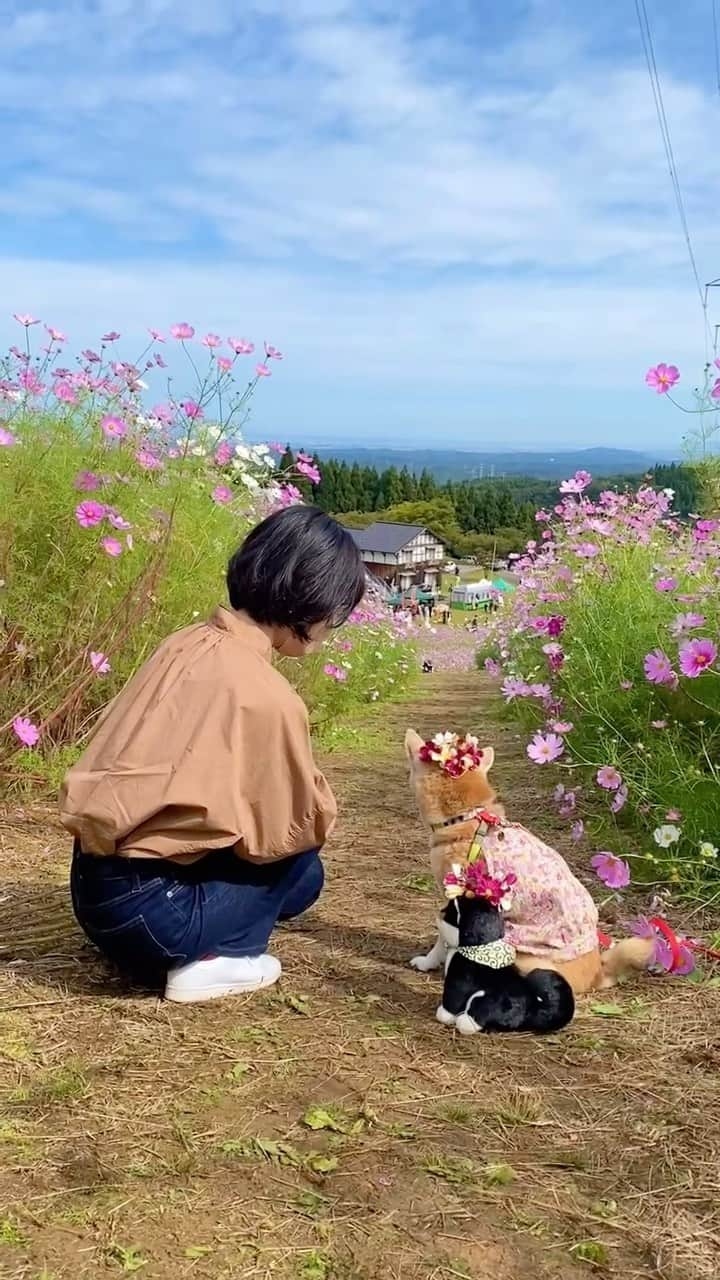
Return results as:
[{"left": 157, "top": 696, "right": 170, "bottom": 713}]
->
[
  {"left": 418, "top": 731, "right": 484, "bottom": 777},
  {"left": 443, "top": 859, "right": 517, "bottom": 911}
]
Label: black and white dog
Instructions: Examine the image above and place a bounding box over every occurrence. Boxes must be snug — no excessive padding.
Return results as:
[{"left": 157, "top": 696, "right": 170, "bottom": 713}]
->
[{"left": 435, "top": 893, "right": 575, "bottom": 1035}]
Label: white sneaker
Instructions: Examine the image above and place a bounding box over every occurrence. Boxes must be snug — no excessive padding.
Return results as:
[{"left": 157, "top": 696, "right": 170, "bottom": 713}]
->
[{"left": 165, "top": 954, "right": 281, "bottom": 1004}]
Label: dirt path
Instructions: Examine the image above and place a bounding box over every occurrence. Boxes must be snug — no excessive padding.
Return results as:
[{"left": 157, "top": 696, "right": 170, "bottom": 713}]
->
[{"left": 1, "top": 673, "right": 719, "bottom": 1280}]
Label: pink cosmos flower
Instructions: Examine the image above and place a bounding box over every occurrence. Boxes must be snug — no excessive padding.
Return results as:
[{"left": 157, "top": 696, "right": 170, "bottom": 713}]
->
[
  {"left": 484, "top": 658, "right": 502, "bottom": 677},
  {"left": 155, "top": 353, "right": 168, "bottom": 369},
  {"left": 655, "top": 577, "right": 677, "bottom": 592},
  {"left": 643, "top": 649, "right": 677, "bottom": 687},
  {"left": 551, "top": 720, "right": 574, "bottom": 734},
  {"left": 597, "top": 765, "right": 622, "bottom": 792},
  {"left": 591, "top": 852, "right": 630, "bottom": 889},
  {"left": 101, "top": 537, "right": 123, "bottom": 557},
  {"left": 212, "top": 485, "right": 234, "bottom": 505},
  {"left": 12, "top": 715, "right": 40, "bottom": 747},
  {"left": 13, "top": 313, "right": 39, "bottom": 327},
  {"left": 75, "top": 500, "right": 106, "bottom": 528},
  {"left": 620, "top": 679, "right": 634, "bottom": 691},
  {"left": 610, "top": 784, "right": 628, "bottom": 813},
  {"left": 135, "top": 449, "right": 164, "bottom": 471},
  {"left": 74, "top": 471, "right": 102, "bottom": 491},
  {"left": 666, "top": 808, "right": 682, "bottom": 821},
  {"left": 574, "top": 542, "right": 600, "bottom": 558},
  {"left": 170, "top": 323, "right": 195, "bottom": 340},
  {"left": 502, "top": 676, "right": 529, "bottom": 701},
  {"left": 0, "top": 427, "right": 17, "bottom": 447},
  {"left": 678, "top": 637, "right": 717, "bottom": 678},
  {"left": 101, "top": 414, "right": 129, "bottom": 440},
  {"left": 275, "top": 483, "right": 303, "bottom": 508},
  {"left": 54, "top": 380, "right": 78, "bottom": 405},
  {"left": 323, "top": 662, "right": 347, "bottom": 682},
  {"left": 181, "top": 400, "right": 203, "bottom": 419},
  {"left": 670, "top": 612, "right": 706, "bottom": 637},
  {"left": 264, "top": 342, "right": 283, "bottom": 360},
  {"left": 255, "top": 363, "right": 272, "bottom": 378},
  {"left": 215, "top": 442, "right": 234, "bottom": 466},
  {"left": 651, "top": 719, "right": 668, "bottom": 730},
  {"left": 202, "top": 333, "right": 222, "bottom": 348},
  {"left": 296, "top": 458, "right": 321, "bottom": 485},
  {"left": 107, "top": 512, "right": 132, "bottom": 531},
  {"left": 228, "top": 337, "right": 254, "bottom": 355},
  {"left": 547, "top": 615, "right": 566, "bottom": 637},
  {"left": 559, "top": 470, "right": 592, "bottom": 494},
  {"left": 148, "top": 328, "right": 166, "bottom": 342},
  {"left": 90, "top": 651, "right": 111, "bottom": 675},
  {"left": 269, "top": 441, "right": 285, "bottom": 453},
  {"left": 217, "top": 357, "right": 232, "bottom": 373},
  {"left": 645, "top": 363, "right": 679, "bottom": 394},
  {"left": 526, "top": 732, "right": 564, "bottom": 764},
  {"left": 45, "top": 325, "right": 66, "bottom": 342},
  {"left": 102, "top": 331, "right": 121, "bottom": 342},
  {"left": 151, "top": 403, "right": 174, "bottom": 425},
  {"left": 82, "top": 348, "right": 101, "bottom": 363}
]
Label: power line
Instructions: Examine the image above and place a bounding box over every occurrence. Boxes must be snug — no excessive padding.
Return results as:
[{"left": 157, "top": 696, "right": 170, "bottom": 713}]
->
[
  {"left": 707, "top": 0, "right": 712, "bottom": 97},
  {"left": 634, "top": 0, "right": 710, "bottom": 342}
]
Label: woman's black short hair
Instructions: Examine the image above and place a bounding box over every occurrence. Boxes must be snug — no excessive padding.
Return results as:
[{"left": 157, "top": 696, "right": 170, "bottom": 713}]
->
[{"left": 227, "top": 505, "right": 366, "bottom": 640}]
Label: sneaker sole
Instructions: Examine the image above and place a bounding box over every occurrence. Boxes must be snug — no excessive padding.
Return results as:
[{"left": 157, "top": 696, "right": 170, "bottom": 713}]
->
[{"left": 165, "top": 971, "right": 280, "bottom": 1004}]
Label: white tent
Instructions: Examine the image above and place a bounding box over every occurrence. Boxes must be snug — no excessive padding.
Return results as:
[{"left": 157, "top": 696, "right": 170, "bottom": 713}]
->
[{"left": 451, "top": 579, "right": 493, "bottom": 605}]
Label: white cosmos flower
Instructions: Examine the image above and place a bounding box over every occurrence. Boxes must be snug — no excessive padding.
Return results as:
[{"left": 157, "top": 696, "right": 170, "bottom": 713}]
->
[{"left": 653, "top": 824, "right": 680, "bottom": 848}]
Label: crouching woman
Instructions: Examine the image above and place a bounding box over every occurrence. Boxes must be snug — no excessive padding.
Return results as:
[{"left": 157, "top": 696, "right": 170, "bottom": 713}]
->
[{"left": 59, "top": 506, "right": 365, "bottom": 1004}]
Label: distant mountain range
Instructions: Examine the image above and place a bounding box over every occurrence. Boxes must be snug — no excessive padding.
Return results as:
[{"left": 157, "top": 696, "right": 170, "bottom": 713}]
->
[{"left": 310, "top": 446, "right": 677, "bottom": 483}]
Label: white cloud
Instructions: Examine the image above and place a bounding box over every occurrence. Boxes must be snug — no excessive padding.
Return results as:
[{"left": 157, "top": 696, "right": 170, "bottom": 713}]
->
[{"left": 0, "top": 0, "right": 715, "bottom": 446}]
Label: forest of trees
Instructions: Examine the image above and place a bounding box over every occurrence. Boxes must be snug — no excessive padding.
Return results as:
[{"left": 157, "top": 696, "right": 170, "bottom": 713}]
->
[{"left": 277, "top": 448, "right": 699, "bottom": 560}]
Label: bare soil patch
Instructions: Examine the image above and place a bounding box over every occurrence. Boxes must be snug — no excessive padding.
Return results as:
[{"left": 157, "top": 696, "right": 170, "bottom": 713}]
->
[{"left": 1, "top": 674, "right": 719, "bottom": 1279}]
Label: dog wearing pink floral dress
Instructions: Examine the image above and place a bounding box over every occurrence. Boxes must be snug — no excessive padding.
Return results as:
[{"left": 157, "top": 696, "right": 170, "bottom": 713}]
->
[{"left": 405, "top": 729, "right": 654, "bottom": 996}]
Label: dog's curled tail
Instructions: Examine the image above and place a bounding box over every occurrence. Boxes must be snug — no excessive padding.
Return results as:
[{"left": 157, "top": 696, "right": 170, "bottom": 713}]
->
[
  {"left": 523, "top": 970, "right": 575, "bottom": 1033},
  {"left": 599, "top": 936, "right": 655, "bottom": 984}
]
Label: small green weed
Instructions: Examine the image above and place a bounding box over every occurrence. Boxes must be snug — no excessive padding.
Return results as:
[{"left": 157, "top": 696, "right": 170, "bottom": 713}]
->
[
  {"left": 0, "top": 1217, "right": 27, "bottom": 1247},
  {"left": 402, "top": 872, "right": 435, "bottom": 894},
  {"left": 298, "top": 1250, "right": 331, "bottom": 1279},
  {"left": 107, "top": 1243, "right": 147, "bottom": 1272},
  {"left": 570, "top": 1240, "right": 610, "bottom": 1266},
  {"left": 423, "top": 1154, "right": 476, "bottom": 1184},
  {"left": 480, "top": 1162, "right": 515, "bottom": 1187},
  {"left": 303, "top": 1104, "right": 366, "bottom": 1136}
]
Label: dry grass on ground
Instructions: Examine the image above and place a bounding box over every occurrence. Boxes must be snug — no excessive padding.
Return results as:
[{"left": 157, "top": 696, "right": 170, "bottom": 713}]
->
[{"left": 1, "top": 674, "right": 719, "bottom": 1280}]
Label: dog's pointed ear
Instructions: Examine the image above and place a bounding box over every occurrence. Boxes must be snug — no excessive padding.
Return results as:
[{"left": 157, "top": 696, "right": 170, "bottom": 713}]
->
[
  {"left": 404, "top": 728, "right": 424, "bottom": 760},
  {"left": 479, "top": 746, "right": 495, "bottom": 773}
]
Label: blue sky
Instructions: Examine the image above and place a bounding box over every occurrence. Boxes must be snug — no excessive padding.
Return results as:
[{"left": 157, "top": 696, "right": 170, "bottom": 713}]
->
[{"left": 1, "top": 0, "right": 718, "bottom": 452}]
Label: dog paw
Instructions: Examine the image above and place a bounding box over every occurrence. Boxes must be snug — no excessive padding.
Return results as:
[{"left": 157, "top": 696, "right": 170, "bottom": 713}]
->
[
  {"left": 436, "top": 1004, "right": 456, "bottom": 1026},
  {"left": 455, "top": 1013, "right": 480, "bottom": 1036},
  {"left": 410, "top": 954, "right": 436, "bottom": 972}
]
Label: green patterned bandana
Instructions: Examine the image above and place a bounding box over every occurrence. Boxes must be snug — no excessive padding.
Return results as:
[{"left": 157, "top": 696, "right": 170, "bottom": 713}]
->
[{"left": 457, "top": 940, "right": 516, "bottom": 969}]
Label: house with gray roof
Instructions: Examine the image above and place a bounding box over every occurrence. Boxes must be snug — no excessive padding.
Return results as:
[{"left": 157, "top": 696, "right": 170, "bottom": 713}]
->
[{"left": 349, "top": 522, "right": 445, "bottom": 591}]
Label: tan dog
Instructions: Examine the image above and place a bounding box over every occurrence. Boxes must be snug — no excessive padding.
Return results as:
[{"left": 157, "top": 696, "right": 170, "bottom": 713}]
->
[{"left": 405, "top": 729, "right": 654, "bottom": 995}]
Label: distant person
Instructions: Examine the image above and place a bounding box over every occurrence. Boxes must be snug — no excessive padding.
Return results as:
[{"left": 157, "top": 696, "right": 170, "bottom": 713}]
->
[{"left": 60, "top": 507, "right": 365, "bottom": 1004}]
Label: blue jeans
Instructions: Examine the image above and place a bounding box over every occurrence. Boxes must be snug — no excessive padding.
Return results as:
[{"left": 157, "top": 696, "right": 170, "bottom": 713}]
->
[{"left": 70, "top": 844, "right": 324, "bottom": 978}]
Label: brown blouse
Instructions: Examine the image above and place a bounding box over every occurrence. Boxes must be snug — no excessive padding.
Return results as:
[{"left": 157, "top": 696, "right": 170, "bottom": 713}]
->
[{"left": 59, "top": 607, "right": 337, "bottom": 863}]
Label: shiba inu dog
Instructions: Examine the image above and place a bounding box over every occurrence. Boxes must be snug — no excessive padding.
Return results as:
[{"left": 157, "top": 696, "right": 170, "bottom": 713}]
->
[{"left": 405, "top": 729, "right": 654, "bottom": 996}]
